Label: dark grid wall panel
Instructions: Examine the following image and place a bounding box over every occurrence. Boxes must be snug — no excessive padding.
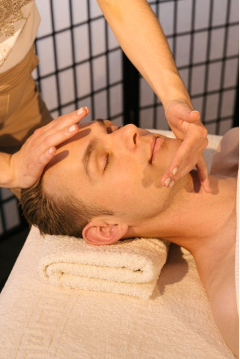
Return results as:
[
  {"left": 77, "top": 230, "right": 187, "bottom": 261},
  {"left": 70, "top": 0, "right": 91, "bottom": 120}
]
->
[
  {"left": 33, "top": 0, "right": 124, "bottom": 127},
  {"left": 0, "top": 189, "right": 22, "bottom": 238},
  {"left": 140, "top": 0, "right": 239, "bottom": 135}
]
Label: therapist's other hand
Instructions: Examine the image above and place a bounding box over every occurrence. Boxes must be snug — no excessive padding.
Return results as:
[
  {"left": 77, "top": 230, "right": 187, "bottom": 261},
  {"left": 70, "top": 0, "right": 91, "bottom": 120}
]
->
[
  {"left": 10, "top": 107, "right": 89, "bottom": 189},
  {"left": 161, "top": 100, "right": 212, "bottom": 193}
]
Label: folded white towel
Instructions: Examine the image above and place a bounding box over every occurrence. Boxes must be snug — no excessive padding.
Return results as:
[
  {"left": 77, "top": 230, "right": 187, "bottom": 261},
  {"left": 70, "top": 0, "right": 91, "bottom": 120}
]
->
[{"left": 39, "top": 235, "right": 169, "bottom": 299}]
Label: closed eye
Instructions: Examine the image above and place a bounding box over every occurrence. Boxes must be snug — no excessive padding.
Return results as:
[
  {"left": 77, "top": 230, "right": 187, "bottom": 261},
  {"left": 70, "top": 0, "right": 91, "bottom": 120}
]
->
[
  {"left": 104, "top": 154, "right": 110, "bottom": 171},
  {"left": 106, "top": 125, "right": 122, "bottom": 134},
  {"left": 104, "top": 126, "right": 121, "bottom": 171},
  {"left": 94, "top": 120, "right": 122, "bottom": 172}
]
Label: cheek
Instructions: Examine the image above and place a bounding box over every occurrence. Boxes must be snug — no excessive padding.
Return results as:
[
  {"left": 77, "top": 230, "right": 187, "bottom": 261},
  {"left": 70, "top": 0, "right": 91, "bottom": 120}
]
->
[
  {"left": 110, "top": 171, "right": 139, "bottom": 200},
  {"left": 96, "top": 165, "right": 141, "bottom": 207},
  {"left": 102, "top": 172, "right": 163, "bottom": 219}
]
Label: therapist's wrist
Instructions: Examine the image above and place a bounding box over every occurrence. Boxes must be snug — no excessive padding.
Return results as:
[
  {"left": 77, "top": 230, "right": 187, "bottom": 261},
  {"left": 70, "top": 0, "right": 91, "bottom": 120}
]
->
[
  {"left": 0, "top": 153, "right": 16, "bottom": 188},
  {"left": 164, "top": 98, "right": 194, "bottom": 114},
  {"left": 154, "top": 72, "right": 192, "bottom": 110},
  {"left": 8, "top": 153, "right": 22, "bottom": 189}
]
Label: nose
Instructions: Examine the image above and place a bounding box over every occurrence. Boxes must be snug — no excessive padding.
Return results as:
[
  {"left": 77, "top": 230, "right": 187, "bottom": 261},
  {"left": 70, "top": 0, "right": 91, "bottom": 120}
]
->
[{"left": 118, "top": 124, "right": 139, "bottom": 151}]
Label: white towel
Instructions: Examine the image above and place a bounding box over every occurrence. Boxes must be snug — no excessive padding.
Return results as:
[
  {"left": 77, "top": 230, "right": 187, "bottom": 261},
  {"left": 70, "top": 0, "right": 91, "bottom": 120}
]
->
[{"left": 39, "top": 235, "right": 169, "bottom": 299}]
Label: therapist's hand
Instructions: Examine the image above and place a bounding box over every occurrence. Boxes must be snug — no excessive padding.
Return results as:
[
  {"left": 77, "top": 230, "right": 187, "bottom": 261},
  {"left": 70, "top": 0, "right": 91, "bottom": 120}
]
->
[
  {"left": 10, "top": 107, "right": 89, "bottom": 189},
  {"left": 161, "top": 100, "right": 212, "bottom": 193}
]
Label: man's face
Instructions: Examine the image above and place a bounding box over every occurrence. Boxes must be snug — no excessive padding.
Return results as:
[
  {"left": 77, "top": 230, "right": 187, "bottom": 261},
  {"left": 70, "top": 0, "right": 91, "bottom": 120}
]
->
[{"left": 43, "top": 120, "right": 182, "bottom": 225}]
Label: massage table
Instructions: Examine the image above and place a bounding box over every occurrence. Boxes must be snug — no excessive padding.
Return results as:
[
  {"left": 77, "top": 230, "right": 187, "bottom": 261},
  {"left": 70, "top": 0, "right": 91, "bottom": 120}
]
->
[{"left": 0, "top": 131, "right": 235, "bottom": 359}]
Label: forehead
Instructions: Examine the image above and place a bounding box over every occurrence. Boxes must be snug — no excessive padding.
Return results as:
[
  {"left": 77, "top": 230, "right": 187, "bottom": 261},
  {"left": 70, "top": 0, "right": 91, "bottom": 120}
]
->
[
  {"left": 42, "top": 119, "right": 113, "bottom": 187},
  {"left": 78, "top": 119, "right": 113, "bottom": 131},
  {"left": 53, "top": 119, "right": 113, "bottom": 152}
]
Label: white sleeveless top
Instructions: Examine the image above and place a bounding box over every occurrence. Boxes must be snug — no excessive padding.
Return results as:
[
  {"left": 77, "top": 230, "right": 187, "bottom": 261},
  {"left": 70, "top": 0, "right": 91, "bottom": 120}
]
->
[{"left": 0, "top": 0, "right": 40, "bottom": 73}]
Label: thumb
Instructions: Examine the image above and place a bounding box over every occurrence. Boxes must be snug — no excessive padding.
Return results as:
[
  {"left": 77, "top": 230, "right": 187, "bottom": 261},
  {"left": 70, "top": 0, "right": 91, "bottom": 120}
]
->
[
  {"left": 173, "top": 103, "right": 201, "bottom": 123},
  {"left": 185, "top": 110, "right": 201, "bottom": 123},
  {"left": 166, "top": 101, "right": 201, "bottom": 123}
]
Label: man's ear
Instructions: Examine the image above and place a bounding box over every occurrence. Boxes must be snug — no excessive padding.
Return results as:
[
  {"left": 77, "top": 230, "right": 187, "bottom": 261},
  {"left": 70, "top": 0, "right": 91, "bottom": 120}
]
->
[{"left": 82, "top": 220, "right": 129, "bottom": 245}]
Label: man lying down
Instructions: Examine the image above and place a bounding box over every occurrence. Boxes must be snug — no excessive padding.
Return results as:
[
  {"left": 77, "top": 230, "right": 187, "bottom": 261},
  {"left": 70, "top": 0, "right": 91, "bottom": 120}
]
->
[{"left": 20, "top": 119, "right": 239, "bottom": 356}]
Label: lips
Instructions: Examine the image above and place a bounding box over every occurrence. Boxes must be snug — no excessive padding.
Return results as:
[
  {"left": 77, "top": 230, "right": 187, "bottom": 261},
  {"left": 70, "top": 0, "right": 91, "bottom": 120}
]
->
[{"left": 149, "top": 136, "right": 163, "bottom": 163}]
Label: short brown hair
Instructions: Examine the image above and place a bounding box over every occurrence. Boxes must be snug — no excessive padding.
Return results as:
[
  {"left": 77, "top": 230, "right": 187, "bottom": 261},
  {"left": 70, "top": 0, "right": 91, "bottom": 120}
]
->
[{"left": 20, "top": 176, "right": 114, "bottom": 237}]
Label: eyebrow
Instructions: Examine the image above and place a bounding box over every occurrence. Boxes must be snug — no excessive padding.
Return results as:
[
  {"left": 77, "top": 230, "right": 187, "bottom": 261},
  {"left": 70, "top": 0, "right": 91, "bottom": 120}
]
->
[
  {"left": 82, "top": 137, "right": 98, "bottom": 179},
  {"left": 82, "top": 120, "right": 106, "bottom": 179},
  {"left": 95, "top": 118, "right": 106, "bottom": 128}
]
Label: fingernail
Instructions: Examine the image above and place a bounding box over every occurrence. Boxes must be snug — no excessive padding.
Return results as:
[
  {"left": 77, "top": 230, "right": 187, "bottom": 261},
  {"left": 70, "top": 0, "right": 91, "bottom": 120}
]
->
[
  {"left": 191, "top": 110, "right": 200, "bottom": 114},
  {"left": 173, "top": 167, "right": 178, "bottom": 176},
  {"left": 77, "top": 107, "right": 85, "bottom": 115},
  {"left": 165, "top": 177, "right": 171, "bottom": 187},
  {"left": 48, "top": 147, "right": 53, "bottom": 154},
  {"left": 169, "top": 180, "right": 175, "bottom": 188},
  {"left": 69, "top": 125, "right": 76, "bottom": 132},
  {"left": 84, "top": 107, "right": 89, "bottom": 113}
]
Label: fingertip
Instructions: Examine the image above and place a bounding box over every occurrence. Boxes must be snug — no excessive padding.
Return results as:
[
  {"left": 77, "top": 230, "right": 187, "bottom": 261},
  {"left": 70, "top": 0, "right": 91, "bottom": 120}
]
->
[
  {"left": 161, "top": 177, "right": 167, "bottom": 187},
  {"left": 48, "top": 146, "right": 56, "bottom": 155},
  {"left": 68, "top": 124, "right": 80, "bottom": 135},
  {"left": 161, "top": 172, "right": 173, "bottom": 188},
  {"left": 36, "top": 147, "right": 57, "bottom": 168},
  {"left": 204, "top": 186, "right": 213, "bottom": 194},
  {"left": 190, "top": 110, "right": 201, "bottom": 120},
  {"left": 201, "top": 180, "right": 212, "bottom": 194},
  {"left": 76, "top": 107, "right": 89, "bottom": 116}
]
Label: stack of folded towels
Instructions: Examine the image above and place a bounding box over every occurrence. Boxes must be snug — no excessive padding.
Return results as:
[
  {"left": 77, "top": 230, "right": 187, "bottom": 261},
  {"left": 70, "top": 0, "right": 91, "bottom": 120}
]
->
[{"left": 39, "top": 235, "right": 170, "bottom": 300}]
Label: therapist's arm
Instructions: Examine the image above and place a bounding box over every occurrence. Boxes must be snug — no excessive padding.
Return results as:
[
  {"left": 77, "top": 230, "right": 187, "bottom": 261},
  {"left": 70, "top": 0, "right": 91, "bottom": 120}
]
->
[
  {"left": 97, "top": 0, "right": 211, "bottom": 193},
  {"left": 97, "top": 0, "right": 188, "bottom": 108},
  {"left": 0, "top": 107, "right": 89, "bottom": 189}
]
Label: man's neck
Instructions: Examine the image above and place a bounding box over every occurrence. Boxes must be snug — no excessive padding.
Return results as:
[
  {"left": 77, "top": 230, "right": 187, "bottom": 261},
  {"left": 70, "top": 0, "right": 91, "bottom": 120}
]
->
[{"left": 132, "top": 171, "right": 237, "bottom": 255}]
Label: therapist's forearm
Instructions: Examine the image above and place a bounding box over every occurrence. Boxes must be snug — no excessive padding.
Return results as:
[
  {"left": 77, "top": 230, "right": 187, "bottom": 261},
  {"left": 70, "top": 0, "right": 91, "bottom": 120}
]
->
[
  {"left": 97, "top": 0, "right": 192, "bottom": 108},
  {"left": 0, "top": 152, "right": 15, "bottom": 188}
]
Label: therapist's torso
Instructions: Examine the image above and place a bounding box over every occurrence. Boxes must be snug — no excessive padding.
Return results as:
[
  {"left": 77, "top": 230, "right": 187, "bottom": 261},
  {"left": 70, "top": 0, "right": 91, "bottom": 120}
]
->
[{"left": 0, "top": 0, "right": 40, "bottom": 73}]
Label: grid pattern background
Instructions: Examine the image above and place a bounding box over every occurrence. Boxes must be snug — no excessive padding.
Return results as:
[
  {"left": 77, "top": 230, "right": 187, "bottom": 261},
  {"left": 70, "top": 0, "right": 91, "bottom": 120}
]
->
[
  {"left": 140, "top": 0, "right": 239, "bottom": 134},
  {"left": 0, "top": 0, "right": 239, "bottom": 239},
  {"left": 34, "top": 0, "right": 124, "bottom": 126}
]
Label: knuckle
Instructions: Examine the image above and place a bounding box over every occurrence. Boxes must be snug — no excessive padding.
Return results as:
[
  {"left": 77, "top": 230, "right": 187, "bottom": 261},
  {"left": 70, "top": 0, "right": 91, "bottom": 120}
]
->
[
  {"left": 204, "top": 137, "right": 209, "bottom": 148},
  {"left": 200, "top": 138, "right": 209, "bottom": 151},
  {"left": 200, "top": 126, "right": 208, "bottom": 138},
  {"left": 35, "top": 153, "right": 47, "bottom": 166},
  {"left": 33, "top": 128, "right": 42, "bottom": 137},
  {"left": 52, "top": 118, "right": 60, "bottom": 125},
  {"left": 24, "top": 136, "right": 32, "bottom": 146},
  {"left": 49, "top": 118, "right": 59, "bottom": 128},
  {"left": 37, "top": 157, "right": 45, "bottom": 166},
  {"left": 43, "top": 136, "right": 52, "bottom": 148},
  {"left": 184, "top": 154, "right": 191, "bottom": 163}
]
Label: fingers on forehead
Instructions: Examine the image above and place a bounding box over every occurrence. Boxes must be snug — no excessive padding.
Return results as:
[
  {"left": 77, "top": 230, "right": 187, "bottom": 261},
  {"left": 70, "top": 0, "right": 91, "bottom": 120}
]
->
[{"left": 78, "top": 119, "right": 114, "bottom": 129}]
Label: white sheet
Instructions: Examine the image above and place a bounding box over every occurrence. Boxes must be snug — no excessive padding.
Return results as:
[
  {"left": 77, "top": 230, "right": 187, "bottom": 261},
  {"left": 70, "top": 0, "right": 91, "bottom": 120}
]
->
[
  {"left": 0, "top": 131, "right": 235, "bottom": 359},
  {"left": 0, "top": 226, "right": 234, "bottom": 358}
]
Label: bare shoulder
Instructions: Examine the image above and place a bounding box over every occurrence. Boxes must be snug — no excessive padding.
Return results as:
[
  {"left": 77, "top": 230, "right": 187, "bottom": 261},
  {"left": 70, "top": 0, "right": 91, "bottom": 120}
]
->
[
  {"left": 195, "top": 226, "right": 239, "bottom": 357},
  {"left": 207, "top": 243, "right": 239, "bottom": 357},
  {"left": 210, "top": 127, "right": 239, "bottom": 177}
]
